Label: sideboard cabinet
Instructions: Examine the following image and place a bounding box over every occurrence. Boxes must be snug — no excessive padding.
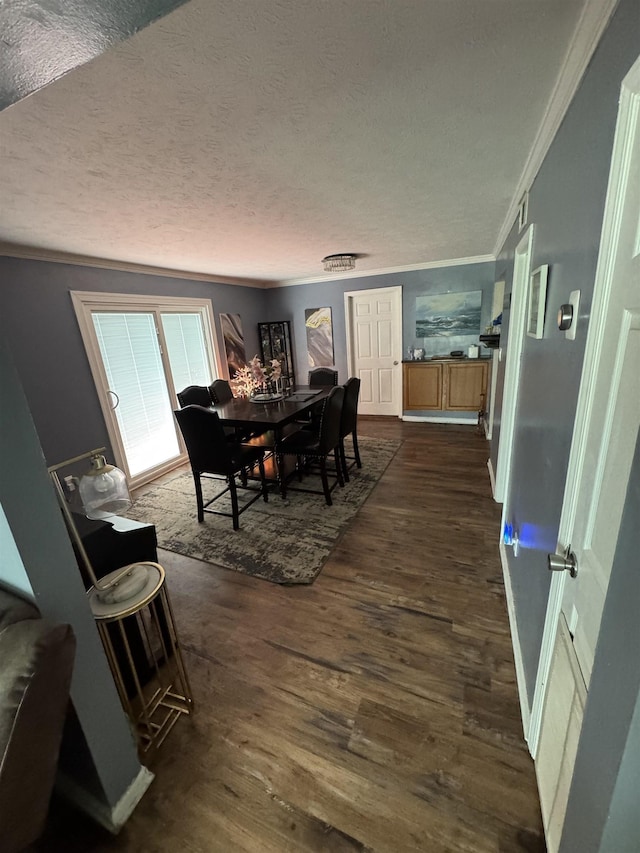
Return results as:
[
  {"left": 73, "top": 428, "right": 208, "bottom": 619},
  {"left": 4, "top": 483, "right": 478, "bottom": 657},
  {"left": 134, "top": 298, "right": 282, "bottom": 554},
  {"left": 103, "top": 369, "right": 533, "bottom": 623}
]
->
[{"left": 403, "top": 359, "right": 489, "bottom": 411}]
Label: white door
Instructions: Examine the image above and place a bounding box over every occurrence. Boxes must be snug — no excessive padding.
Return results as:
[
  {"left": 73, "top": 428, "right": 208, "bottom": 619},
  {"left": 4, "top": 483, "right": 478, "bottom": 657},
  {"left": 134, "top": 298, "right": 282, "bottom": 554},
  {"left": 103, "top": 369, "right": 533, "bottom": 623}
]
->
[
  {"left": 534, "top": 56, "right": 640, "bottom": 853},
  {"left": 494, "top": 226, "right": 534, "bottom": 503},
  {"left": 344, "top": 286, "right": 403, "bottom": 416}
]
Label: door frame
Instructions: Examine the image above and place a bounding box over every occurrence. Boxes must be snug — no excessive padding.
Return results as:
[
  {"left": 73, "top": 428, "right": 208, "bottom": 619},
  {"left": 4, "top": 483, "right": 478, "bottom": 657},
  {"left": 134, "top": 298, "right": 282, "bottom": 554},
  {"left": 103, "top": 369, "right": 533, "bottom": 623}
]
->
[
  {"left": 344, "top": 285, "right": 403, "bottom": 417},
  {"left": 494, "top": 225, "right": 535, "bottom": 503},
  {"left": 71, "top": 290, "right": 221, "bottom": 488},
  {"left": 528, "top": 56, "right": 640, "bottom": 758}
]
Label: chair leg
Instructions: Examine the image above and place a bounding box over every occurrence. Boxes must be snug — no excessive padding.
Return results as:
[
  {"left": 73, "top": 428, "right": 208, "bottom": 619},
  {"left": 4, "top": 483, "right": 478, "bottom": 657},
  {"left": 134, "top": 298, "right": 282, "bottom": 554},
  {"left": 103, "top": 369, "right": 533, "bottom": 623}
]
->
[
  {"left": 352, "top": 431, "right": 362, "bottom": 468},
  {"left": 258, "top": 455, "right": 269, "bottom": 502},
  {"left": 193, "top": 472, "right": 204, "bottom": 522},
  {"left": 319, "top": 458, "right": 332, "bottom": 506},
  {"left": 339, "top": 438, "right": 349, "bottom": 483},
  {"left": 229, "top": 476, "right": 240, "bottom": 530},
  {"left": 296, "top": 455, "right": 304, "bottom": 481},
  {"left": 334, "top": 448, "right": 344, "bottom": 487},
  {"left": 277, "top": 454, "right": 287, "bottom": 499}
]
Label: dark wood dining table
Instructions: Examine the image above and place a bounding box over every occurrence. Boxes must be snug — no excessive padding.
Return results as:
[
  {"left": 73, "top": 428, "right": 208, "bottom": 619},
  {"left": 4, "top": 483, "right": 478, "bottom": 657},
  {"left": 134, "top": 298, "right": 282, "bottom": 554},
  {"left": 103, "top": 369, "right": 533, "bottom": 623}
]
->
[{"left": 210, "top": 385, "right": 332, "bottom": 486}]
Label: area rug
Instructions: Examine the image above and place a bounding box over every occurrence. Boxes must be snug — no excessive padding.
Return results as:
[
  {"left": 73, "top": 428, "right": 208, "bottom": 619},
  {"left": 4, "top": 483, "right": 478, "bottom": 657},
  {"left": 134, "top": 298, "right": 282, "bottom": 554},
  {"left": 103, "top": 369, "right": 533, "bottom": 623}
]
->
[{"left": 125, "top": 436, "right": 401, "bottom": 585}]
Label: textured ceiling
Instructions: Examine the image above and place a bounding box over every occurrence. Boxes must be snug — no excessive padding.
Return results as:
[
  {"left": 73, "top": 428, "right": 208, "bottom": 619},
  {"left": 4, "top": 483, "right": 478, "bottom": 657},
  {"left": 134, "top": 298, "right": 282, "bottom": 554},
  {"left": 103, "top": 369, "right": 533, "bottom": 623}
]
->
[{"left": 0, "top": 0, "right": 588, "bottom": 284}]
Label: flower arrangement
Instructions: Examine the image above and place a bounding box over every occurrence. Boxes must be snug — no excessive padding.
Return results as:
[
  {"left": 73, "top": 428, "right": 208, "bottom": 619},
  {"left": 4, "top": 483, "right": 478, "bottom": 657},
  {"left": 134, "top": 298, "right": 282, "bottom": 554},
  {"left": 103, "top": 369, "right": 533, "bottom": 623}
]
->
[{"left": 231, "top": 355, "right": 282, "bottom": 398}]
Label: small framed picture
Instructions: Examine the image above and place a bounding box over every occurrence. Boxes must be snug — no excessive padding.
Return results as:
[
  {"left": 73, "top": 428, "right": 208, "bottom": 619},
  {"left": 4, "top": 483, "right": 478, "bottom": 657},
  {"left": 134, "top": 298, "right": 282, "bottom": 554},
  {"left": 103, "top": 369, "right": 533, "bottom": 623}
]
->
[{"left": 527, "top": 265, "right": 549, "bottom": 339}]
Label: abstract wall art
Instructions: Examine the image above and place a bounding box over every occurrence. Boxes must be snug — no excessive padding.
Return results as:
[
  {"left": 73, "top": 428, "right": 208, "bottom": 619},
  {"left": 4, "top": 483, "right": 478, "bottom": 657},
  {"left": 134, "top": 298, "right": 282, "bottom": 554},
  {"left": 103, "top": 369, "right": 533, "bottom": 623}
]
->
[
  {"left": 305, "top": 307, "right": 334, "bottom": 367},
  {"left": 219, "top": 313, "right": 247, "bottom": 377}
]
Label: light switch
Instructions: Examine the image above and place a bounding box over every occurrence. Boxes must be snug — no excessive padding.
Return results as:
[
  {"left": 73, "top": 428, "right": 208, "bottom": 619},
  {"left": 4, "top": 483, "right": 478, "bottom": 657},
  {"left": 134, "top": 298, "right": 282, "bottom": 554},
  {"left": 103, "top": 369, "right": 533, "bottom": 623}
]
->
[{"left": 566, "top": 290, "right": 580, "bottom": 340}]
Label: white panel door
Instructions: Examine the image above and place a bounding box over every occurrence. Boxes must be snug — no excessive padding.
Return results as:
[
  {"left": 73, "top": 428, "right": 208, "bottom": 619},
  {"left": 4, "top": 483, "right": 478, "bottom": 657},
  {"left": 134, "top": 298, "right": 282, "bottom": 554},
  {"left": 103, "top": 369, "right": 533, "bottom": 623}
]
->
[
  {"left": 535, "top": 57, "right": 640, "bottom": 852},
  {"left": 345, "top": 286, "right": 402, "bottom": 416}
]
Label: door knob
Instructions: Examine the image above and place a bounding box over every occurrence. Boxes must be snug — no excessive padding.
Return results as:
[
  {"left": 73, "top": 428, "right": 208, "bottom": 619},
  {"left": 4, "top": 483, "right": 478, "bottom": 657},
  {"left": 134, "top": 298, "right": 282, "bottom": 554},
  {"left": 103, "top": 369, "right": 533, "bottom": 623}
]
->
[
  {"left": 548, "top": 547, "right": 578, "bottom": 578},
  {"left": 393, "top": 360, "right": 399, "bottom": 365}
]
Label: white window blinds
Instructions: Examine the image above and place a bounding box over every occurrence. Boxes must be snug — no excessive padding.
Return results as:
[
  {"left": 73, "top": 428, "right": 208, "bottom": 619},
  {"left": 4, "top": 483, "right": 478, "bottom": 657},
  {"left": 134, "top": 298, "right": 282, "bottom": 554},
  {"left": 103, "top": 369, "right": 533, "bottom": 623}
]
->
[
  {"left": 161, "top": 312, "right": 213, "bottom": 395},
  {"left": 92, "top": 312, "right": 180, "bottom": 477}
]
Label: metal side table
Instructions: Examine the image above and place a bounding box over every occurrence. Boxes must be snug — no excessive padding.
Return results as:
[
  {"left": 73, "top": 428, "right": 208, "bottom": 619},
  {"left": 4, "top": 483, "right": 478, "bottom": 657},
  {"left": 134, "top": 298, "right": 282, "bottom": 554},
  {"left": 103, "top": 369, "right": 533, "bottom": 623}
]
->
[{"left": 88, "top": 561, "right": 193, "bottom": 756}]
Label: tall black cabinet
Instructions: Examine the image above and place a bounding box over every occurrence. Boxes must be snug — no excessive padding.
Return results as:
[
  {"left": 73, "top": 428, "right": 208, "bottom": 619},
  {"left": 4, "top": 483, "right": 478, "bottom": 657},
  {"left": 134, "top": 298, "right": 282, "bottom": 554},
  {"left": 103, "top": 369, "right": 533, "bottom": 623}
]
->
[{"left": 258, "top": 321, "right": 295, "bottom": 389}]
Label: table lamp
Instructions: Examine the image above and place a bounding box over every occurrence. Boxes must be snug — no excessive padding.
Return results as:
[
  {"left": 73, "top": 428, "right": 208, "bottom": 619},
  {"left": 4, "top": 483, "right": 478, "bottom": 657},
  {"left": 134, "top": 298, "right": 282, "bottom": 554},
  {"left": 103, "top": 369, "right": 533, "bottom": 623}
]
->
[{"left": 49, "top": 448, "right": 151, "bottom": 604}]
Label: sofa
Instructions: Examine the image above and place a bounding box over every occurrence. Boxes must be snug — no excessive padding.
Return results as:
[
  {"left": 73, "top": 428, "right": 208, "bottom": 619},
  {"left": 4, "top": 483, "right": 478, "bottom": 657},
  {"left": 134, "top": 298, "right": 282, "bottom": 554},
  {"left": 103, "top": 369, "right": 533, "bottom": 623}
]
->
[{"left": 0, "top": 586, "right": 76, "bottom": 853}]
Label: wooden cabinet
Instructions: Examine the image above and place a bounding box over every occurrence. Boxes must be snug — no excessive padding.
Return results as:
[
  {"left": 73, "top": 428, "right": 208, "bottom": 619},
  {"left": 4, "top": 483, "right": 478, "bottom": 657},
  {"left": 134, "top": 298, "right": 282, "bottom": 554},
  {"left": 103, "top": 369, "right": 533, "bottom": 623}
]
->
[
  {"left": 403, "top": 362, "right": 443, "bottom": 409},
  {"left": 403, "top": 360, "right": 489, "bottom": 412}
]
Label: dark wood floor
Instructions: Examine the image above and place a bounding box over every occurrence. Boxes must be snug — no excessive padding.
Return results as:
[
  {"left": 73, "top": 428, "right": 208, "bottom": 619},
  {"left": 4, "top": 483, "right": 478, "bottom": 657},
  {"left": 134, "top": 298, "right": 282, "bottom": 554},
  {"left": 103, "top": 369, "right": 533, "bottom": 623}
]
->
[{"left": 37, "top": 419, "right": 545, "bottom": 852}]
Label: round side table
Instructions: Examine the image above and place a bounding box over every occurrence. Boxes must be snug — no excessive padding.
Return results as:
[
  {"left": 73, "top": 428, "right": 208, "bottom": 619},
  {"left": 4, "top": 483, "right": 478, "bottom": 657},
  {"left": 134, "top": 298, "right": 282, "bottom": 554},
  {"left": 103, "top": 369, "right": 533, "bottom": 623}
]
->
[{"left": 88, "top": 562, "right": 193, "bottom": 756}]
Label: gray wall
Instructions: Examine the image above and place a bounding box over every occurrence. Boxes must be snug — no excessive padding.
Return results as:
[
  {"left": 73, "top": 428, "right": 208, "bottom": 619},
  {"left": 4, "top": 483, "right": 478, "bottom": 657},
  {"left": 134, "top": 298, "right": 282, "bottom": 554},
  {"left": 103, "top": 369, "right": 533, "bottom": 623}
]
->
[
  {"left": 0, "top": 257, "right": 268, "bottom": 467},
  {"left": 266, "top": 261, "right": 495, "bottom": 416},
  {"left": 490, "top": 0, "right": 640, "bottom": 703},
  {"left": 0, "top": 333, "right": 143, "bottom": 810},
  {"left": 560, "top": 431, "right": 640, "bottom": 853},
  {"left": 0, "top": 504, "right": 34, "bottom": 597}
]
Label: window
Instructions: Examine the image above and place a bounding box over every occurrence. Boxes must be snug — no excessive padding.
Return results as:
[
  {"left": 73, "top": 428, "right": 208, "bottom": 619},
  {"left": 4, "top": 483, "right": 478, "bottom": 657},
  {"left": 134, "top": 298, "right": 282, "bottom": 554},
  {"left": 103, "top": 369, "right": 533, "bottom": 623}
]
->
[{"left": 72, "top": 292, "right": 220, "bottom": 486}]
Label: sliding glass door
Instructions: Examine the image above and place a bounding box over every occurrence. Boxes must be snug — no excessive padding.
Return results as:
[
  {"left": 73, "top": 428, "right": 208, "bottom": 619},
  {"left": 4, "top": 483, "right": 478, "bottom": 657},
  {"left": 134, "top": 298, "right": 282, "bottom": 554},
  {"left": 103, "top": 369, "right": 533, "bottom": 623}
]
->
[{"left": 72, "top": 293, "right": 220, "bottom": 486}]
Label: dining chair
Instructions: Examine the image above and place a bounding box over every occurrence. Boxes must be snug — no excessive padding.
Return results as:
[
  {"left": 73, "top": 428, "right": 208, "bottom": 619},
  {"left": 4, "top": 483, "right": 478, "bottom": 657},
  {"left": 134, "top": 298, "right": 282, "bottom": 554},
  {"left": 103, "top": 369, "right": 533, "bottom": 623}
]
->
[
  {"left": 177, "top": 382, "right": 246, "bottom": 445},
  {"left": 338, "top": 377, "right": 362, "bottom": 482},
  {"left": 276, "top": 386, "right": 345, "bottom": 505},
  {"left": 174, "top": 406, "right": 268, "bottom": 530},
  {"left": 208, "top": 379, "right": 233, "bottom": 404},
  {"left": 308, "top": 368, "right": 339, "bottom": 386},
  {"left": 177, "top": 385, "right": 213, "bottom": 408},
  {"left": 209, "top": 377, "right": 269, "bottom": 443}
]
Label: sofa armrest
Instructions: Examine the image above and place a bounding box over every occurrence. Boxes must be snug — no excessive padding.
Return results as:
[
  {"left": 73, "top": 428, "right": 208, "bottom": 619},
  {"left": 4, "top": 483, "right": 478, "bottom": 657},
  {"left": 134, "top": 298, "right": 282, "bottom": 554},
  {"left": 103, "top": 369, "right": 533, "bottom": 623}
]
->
[{"left": 0, "top": 618, "right": 76, "bottom": 853}]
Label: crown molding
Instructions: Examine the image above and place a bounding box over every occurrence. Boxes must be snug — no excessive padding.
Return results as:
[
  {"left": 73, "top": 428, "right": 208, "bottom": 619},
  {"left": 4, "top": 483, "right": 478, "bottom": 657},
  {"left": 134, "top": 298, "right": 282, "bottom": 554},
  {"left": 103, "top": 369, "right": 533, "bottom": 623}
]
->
[
  {"left": 270, "top": 254, "right": 496, "bottom": 288},
  {"left": 493, "top": 0, "right": 619, "bottom": 256},
  {"left": 0, "top": 243, "right": 268, "bottom": 289},
  {"left": 0, "top": 244, "right": 496, "bottom": 288}
]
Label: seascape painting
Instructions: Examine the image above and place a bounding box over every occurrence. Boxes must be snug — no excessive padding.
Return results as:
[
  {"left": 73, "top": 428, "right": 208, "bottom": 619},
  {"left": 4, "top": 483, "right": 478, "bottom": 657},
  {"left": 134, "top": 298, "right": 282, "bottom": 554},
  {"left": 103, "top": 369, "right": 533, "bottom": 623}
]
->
[
  {"left": 415, "top": 291, "right": 482, "bottom": 338},
  {"left": 305, "top": 307, "right": 334, "bottom": 367},
  {"left": 220, "top": 313, "right": 247, "bottom": 376}
]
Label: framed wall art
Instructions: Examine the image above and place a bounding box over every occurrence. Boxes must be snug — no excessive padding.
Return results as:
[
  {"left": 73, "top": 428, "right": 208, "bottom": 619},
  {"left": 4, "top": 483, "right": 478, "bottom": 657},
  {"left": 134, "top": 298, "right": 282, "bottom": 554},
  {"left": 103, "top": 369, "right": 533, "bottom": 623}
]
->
[
  {"left": 305, "top": 306, "right": 334, "bottom": 367},
  {"left": 219, "top": 313, "right": 247, "bottom": 376},
  {"left": 527, "top": 265, "right": 549, "bottom": 339},
  {"left": 415, "top": 290, "right": 482, "bottom": 338}
]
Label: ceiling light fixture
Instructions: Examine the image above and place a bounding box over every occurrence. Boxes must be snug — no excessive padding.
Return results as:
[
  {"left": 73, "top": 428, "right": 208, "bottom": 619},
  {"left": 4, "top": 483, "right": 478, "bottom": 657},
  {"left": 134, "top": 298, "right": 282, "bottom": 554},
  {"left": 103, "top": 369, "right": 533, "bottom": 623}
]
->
[{"left": 322, "top": 253, "right": 357, "bottom": 273}]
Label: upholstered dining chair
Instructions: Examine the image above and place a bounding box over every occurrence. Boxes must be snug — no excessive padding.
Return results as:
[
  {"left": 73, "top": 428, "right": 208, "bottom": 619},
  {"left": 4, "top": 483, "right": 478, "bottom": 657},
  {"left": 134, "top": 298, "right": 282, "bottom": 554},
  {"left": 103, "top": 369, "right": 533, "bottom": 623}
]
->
[
  {"left": 308, "top": 367, "right": 339, "bottom": 386},
  {"left": 177, "top": 384, "right": 212, "bottom": 408},
  {"left": 174, "top": 405, "right": 268, "bottom": 530},
  {"left": 208, "top": 378, "right": 233, "bottom": 404},
  {"left": 177, "top": 382, "right": 243, "bottom": 442},
  {"left": 276, "top": 385, "right": 345, "bottom": 505},
  {"left": 338, "top": 377, "right": 362, "bottom": 482},
  {"left": 209, "top": 377, "right": 268, "bottom": 442}
]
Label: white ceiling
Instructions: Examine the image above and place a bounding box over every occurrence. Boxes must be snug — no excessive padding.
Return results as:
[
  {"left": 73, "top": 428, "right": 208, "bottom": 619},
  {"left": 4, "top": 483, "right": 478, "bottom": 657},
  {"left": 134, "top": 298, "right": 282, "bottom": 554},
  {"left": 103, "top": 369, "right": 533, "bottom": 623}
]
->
[{"left": 0, "top": 0, "right": 592, "bottom": 285}]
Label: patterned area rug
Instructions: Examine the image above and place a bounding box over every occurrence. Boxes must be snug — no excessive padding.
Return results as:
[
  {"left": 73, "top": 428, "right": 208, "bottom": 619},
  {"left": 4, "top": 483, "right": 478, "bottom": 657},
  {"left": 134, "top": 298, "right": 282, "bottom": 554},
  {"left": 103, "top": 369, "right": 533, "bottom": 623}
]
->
[{"left": 125, "top": 436, "right": 401, "bottom": 585}]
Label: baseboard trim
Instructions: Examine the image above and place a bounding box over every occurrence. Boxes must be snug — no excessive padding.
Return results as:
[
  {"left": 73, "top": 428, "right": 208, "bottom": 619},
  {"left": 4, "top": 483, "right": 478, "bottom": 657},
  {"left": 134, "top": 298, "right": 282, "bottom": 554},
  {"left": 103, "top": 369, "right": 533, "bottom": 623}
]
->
[
  {"left": 56, "top": 766, "right": 154, "bottom": 834},
  {"left": 499, "top": 541, "right": 532, "bottom": 751},
  {"left": 487, "top": 457, "right": 497, "bottom": 498},
  {"left": 401, "top": 415, "right": 476, "bottom": 425}
]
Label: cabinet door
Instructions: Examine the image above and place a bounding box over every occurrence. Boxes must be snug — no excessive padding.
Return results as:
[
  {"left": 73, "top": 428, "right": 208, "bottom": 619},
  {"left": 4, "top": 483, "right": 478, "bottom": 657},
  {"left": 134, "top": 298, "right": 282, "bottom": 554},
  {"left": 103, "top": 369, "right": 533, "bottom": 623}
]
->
[
  {"left": 444, "top": 361, "right": 488, "bottom": 410},
  {"left": 403, "top": 363, "right": 442, "bottom": 410}
]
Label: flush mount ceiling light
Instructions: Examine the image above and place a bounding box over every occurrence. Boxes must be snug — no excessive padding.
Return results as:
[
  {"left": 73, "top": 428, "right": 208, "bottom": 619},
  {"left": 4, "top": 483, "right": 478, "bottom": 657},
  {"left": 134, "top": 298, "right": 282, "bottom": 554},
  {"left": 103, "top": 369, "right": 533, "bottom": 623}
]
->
[{"left": 322, "top": 253, "right": 357, "bottom": 273}]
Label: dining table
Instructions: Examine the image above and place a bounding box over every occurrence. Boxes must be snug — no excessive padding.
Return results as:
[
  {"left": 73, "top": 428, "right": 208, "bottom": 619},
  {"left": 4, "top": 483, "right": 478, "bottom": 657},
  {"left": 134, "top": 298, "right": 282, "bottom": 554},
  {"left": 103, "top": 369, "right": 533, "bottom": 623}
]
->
[{"left": 209, "top": 385, "right": 332, "bottom": 487}]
